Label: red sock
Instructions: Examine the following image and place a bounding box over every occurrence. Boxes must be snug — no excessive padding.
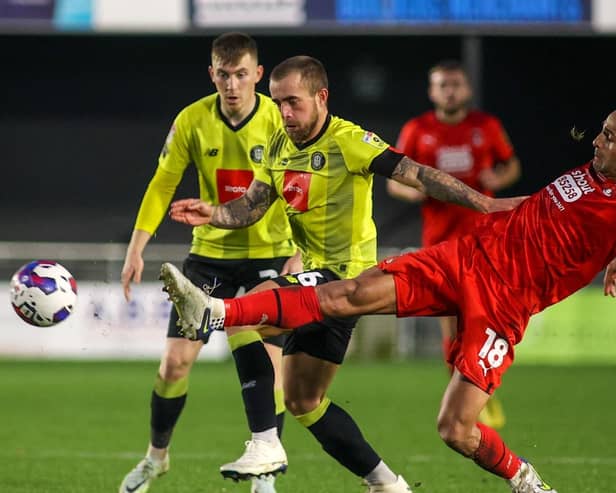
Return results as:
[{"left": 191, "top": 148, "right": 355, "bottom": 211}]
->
[
  {"left": 224, "top": 286, "right": 324, "bottom": 329},
  {"left": 473, "top": 423, "right": 521, "bottom": 479}
]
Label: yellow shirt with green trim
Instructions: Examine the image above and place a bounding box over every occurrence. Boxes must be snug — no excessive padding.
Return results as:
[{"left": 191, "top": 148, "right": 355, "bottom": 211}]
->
[
  {"left": 134, "top": 93, "right": 295, "bottom": 259},
  {"left": 254, "top": 114, "right": 389, "bottom": 278}
]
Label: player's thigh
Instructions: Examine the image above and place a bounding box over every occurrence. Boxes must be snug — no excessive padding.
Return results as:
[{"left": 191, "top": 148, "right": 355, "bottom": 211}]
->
[
  {"left": 319, "top": 266, "right": 397, "bottom": 315},
  {"left": 277, "top": 269, "right": 358, "bottom": 366},
  {"left": 378, "top": 246, "right": 459, "bottom": 317},
  {"left": 439, "top": 316, "right": 458, "bottom": 340},
  {"left": 438, "top": 369, "right": 490, "bottom": 429},
  {"left": 282, "top": 352, "right": 339, "bottom": 414}
]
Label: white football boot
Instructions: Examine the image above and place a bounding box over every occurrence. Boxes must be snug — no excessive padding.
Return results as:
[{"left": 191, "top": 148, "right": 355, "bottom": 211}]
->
[
  {"left": 251, "top": 474, "right": 277, "bottom": 493},
  {"left": 159, "top": 262, "right": 226, "bottom": 342},
  {"left": 508, "top": 460, "right": 558, "bottom": 493},
  {"left": 364, "top": 475, "right": 413, "bottom": 493},
  {"left": 118, "top": 455, "right": 169, "bottom": 493},
  {"left": 220, "top": 439, "right": 288, "bottom": 481}
]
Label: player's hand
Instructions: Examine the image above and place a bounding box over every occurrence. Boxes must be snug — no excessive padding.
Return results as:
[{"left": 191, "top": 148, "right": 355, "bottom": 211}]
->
[
  {"left": 169, "top": 198, "right": 214, "bottom": 226},
  {"left": 603, "top": 258, "right": 616, "bottom": 297},
  {"left": 121, "top": 253, "right": 144, "bottom": 302},
  {"left": 485, "top": 195, "right": 529, "bottom": 213},
  {"left": 280, "top": 250, "right": 303, "bottom": 275}
]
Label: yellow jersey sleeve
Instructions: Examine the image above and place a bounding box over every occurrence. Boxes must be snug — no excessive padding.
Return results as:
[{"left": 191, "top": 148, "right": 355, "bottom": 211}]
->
[
  {"left": 134, "top": 167, "right": 183, "bottom": 234},
  {"left": 337, "top": 127, "right": 390, "bottom": 175},
  {"left": 159, "top": 109, "right": 192, "bottom": 175},
  {"left": 132, "top": 109, "right": 192, "bottom": 234}
]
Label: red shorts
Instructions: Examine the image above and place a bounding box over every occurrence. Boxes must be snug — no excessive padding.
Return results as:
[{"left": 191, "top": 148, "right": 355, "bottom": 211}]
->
[{"left": 378, "top": 236, "right": 533, "bottom": 394}]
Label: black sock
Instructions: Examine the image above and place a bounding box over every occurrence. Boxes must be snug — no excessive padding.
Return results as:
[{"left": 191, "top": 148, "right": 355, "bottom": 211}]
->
[
  {"left": 276, "top": 411, "right": 285, "bottom": 438},
  {"left": 307, "top": 402, "right": 381, "bottom": 476},
  {"left": 232, "top": 341, "right": 276, "bottom": 432},
  {"left": 150, "top": 391, "right": 187, "bottom": 449}
]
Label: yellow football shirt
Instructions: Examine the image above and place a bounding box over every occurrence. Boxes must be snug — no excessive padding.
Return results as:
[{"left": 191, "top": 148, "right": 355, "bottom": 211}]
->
[
  {"left": 254, "top": 114, "right": 390, "bottom": 278},
  {"left": 134, "top": 93, "right": 295, "bottom": 259}
]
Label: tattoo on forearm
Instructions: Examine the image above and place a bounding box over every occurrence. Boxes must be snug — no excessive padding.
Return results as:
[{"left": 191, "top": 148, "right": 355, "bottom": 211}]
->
[
  {"left": 211, "top": 181, "right": 273, "bottom": 228},
  {"left": 392, "top": 156, "right": 488, "bottom": 212}
]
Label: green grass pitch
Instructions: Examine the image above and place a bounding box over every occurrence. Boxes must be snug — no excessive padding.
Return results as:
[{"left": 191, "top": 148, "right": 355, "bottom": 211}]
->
[{"left": 0, "top": 359, "right": 614, "bottom": 492}]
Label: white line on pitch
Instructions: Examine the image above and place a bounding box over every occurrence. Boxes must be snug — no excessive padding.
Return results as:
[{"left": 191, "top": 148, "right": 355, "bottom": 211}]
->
[{"left": 1, "top": 450, "right": 615, "bottom": 465}]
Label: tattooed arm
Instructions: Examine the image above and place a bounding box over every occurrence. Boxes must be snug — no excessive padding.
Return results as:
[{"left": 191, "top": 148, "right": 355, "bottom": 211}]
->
[
  {"left": 168, "top": 180, "right": 276, "bottom": 228},
  {"left": 391, "top": 156, "right": 527, "bottom": 213}
]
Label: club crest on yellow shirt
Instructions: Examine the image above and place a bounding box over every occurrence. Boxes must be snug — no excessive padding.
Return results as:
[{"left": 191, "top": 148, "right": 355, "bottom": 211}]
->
[{"left": 311, "top": 151, "right": 326, "bottom": 170}]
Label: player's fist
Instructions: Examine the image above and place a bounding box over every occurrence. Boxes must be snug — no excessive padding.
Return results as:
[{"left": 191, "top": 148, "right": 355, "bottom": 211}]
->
[{"left": 169, "top": 198, "right": 214, "bottom": 226}]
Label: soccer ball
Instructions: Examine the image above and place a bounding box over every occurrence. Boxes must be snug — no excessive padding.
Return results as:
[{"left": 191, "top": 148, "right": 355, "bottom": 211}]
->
[{"left": 9, "top": 260, "right": 78, "bottom": 327}]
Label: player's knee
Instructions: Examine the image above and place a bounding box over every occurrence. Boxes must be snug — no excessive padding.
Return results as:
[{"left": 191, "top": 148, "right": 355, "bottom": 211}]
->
[
  {"left": 437, "top": 416, "right": 473, "bottom": 457},
  {"left": 159, "top": 350, "right": 194, "bottom": 381},
  {"left": 320, "top": 279, "right": 360, "bottom": 318},
  {"left": 285, "top": 395, "right": 321, "bottom": 416}
]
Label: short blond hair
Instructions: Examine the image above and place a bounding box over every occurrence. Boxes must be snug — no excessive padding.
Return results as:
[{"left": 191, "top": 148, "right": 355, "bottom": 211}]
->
[
  {"left": 271, "top": 55, "right": 328, "bottom": 95},
  {"left": 211, "top": 32, "right": 258, "bottom": 65}
]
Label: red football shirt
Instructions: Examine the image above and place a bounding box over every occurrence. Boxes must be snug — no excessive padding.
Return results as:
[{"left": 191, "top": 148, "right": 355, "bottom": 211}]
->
[
  {"left": 397, "top": 110, "right": 515, "bottom": 246},
  {"left": 475, "top": 162, "right": 616, "bottom": 313}
]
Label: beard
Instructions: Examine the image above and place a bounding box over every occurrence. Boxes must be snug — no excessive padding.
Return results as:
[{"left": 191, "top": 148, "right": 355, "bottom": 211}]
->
[
  {"left": 442, "top": 101, "right": 466, "bottom": 116},
  {"left": 287, "top": 106, "right": 320, "bottom": 145}
]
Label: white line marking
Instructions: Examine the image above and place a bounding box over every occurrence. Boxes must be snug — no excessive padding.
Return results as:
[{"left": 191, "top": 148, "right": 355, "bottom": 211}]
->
[{"left": 2, "top": 450, "right": 615, "bottom": 465}]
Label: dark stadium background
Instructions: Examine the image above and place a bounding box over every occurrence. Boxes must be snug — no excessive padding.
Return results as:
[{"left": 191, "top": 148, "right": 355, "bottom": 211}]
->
[{"left": 1, "top": 33, "right": 606, "bottom": 247}]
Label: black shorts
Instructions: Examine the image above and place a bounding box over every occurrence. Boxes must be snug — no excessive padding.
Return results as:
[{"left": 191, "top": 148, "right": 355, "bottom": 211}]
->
[
  {"left": 273, "top": 269, "right": 359, "bottom": 365},
  {"left": 167, "top": 254, "right": 290, "bottom": 347}
]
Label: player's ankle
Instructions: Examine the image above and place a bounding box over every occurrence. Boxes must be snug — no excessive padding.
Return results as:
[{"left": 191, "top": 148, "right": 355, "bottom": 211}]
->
[
  {"left": 252, "top": 427, "right": 280, "bottom": 445},
  {"left": 146, "top": 445, "right": 168, "bottom": 462}
]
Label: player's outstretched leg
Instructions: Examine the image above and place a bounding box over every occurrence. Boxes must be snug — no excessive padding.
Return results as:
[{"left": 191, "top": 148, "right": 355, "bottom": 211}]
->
[
  {"left": 160, "top": 262, "right": 226, "bottom": 340},
  {"left": 508, "top": 460, "right": 557, "bottom": 493},
  {"left": 118, "top": 455, "right": 169, "bottom": 493}
]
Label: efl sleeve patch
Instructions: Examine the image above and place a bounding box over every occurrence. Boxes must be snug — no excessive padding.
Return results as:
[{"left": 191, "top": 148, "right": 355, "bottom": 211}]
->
[{"left": 361, "top": 131, "right": 387, "bottom": 149}]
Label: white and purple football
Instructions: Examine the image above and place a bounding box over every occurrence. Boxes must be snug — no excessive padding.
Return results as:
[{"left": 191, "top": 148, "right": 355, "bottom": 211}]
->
[{"left": 9, "top": 260, "right": 78, "bottom": 327}]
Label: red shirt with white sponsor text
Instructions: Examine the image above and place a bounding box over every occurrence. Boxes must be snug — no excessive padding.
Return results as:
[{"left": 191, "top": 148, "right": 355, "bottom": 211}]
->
[
  {"left": 397, "top": 110, "right": 514, "bottom": 246},
  {"left": 474, "top": 162, "right": 616, "bottom": 313}
]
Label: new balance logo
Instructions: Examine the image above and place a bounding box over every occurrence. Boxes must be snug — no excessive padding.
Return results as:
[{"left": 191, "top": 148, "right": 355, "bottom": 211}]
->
[
  {"left": 242, "top": 380, "right": 257, "bottom": 390},
  {"left": 208, "top": 148, "right": 219, "bottom": 156}
]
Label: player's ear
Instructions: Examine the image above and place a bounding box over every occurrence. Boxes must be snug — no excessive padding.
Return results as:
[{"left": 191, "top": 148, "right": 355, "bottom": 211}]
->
[
  {"left": 317, "top": 87, "right": 329, "bottom": 106},
  {"left": 427, "top": 85, "right": 435, "bottom": 103},
  {"left": 208, "top": 65, "right": 215, "bottom": 82},
  {"left": 255, "top": 64, "right": 264, "bottom": 83}
]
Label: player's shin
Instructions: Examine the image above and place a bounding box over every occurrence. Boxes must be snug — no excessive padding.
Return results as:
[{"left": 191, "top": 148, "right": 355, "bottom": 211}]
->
[
  {"left": 472, "top": 422, "right": 521, "bottom": 479},
  {"left": 150, "top": 374, "right": 189, "bottom": 449},
  {"left": 225, "top": 286, "right": 323, "bottom": 329},
  {"left": 228, "top": 331, "right": 278, "bottom": 436},
  {"left": 274, "top": 387, "right": 286, "bottom": 437},
  {"left": 298, "top": 398, "right": 391, "bottom": 481},
  {"left": 220, "top": 331, "right": 288, "bottom": 480}
]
